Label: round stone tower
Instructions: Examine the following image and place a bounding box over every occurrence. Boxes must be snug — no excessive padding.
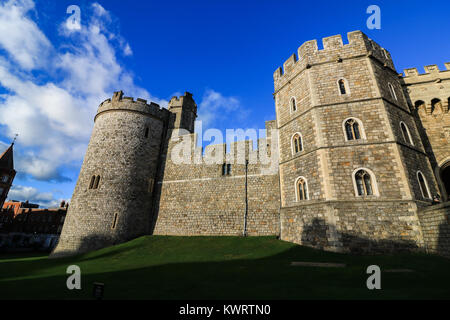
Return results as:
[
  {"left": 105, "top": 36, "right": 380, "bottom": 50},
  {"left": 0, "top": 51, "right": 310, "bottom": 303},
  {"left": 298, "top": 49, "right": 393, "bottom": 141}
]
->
[{"left": 51, "top": 91, "right": 170, "bottom": 257}]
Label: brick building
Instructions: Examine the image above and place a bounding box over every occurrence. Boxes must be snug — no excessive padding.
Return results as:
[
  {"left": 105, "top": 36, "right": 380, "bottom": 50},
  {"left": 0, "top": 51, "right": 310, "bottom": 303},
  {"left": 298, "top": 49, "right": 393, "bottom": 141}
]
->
[
  {"left": 51, "top": 31, "right": 450, "bottom": 258},
  {"left": 0, "top": 201, "right": 67, "bottom": 251}
]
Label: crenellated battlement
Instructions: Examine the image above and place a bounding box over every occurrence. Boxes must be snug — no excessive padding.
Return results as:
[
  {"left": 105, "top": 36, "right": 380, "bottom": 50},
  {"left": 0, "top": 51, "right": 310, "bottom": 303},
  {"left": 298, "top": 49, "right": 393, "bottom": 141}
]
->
[
  {"left": 170, "top": 134, "right": 277, "bottom": 167},
  {"left": 273, "top": 31, "right": 395, "bottom": 90},
  {"left": 402, "top": 63, "right": 450, "bottom": 81},
  {"left": 168, "top": 92, "right": 197, "bottom": 111},
  {"left": 96, "top": 91, "right": 171, "bottom": 122},
  {"left": 168, "top": 120, "right": 278, "bottom": 168}
]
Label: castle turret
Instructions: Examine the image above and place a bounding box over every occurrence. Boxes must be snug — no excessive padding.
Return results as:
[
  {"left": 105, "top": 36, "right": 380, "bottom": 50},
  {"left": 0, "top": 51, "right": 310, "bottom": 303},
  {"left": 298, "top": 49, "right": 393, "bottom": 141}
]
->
[
  {"left": 51, "top": 91, "right": 171, "bottom": 257},
  {"left": 274, "top": 31, "right": 437, "bottom": 253},
  {"left": 168, "top": 92, "right": 197, "bottom": 133}
]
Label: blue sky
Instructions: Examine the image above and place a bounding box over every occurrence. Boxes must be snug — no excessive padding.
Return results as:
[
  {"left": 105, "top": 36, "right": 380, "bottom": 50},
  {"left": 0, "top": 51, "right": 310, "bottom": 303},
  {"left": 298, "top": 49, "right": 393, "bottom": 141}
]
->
[{"left": 0, "top": 0, "right": 449, "bottom": 207}]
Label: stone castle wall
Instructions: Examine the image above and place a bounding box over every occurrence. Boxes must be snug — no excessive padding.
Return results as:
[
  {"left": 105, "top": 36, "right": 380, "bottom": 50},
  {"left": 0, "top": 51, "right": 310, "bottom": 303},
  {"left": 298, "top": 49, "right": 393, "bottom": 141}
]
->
[
  {"left": 51, "top": 92, "right": 170, "bottom": 257},
  {"left": 152, "top": 121, "right": 280, "bottom": 236},
  {"left": 274, "top": 31, "right": 439, "bottom": 252},
  {"left": 51, "top": 30, "right": 450, "bottom": 257},
  {"left": 402, "top": 64, "right": 450, "bottom": 200},
  {"left": 281, "top": 200, "right": 423, "bottom": 253},
  {"left": 417, "top": 202, "right": 450, "bottom": 257}
]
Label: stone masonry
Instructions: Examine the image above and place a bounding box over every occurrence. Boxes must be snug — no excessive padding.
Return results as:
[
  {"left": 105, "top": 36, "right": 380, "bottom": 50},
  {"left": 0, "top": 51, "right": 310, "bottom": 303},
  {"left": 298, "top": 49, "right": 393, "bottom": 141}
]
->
[{"left": 51, "top": 30, "right": 450, "bottom": 257}]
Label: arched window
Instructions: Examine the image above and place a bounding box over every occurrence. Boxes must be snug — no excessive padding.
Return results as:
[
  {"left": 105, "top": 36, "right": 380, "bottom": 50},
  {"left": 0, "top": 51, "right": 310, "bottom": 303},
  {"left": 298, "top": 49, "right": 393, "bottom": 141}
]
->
[
  {"left": 388, "top": 83, "right": 397, "bottom": 100},
  {"left": 338, "top": 79, "right": 348, "bottom": 95},
  {"left": 295, "top": 176, "right": 309, "bottom": 201},
  {"left": 89, "top": 176, "right": 96, "bottom": 189},
  {"left": 344, "top": 118, "right": 362, "bottom": 141},
  {"left": 93, "top": 175, "right": 101, "bottom": 189},
  {"left": 291, "top": 97, "right": 297, "bottom": 113},
  {"left": 400, "top": 122, "right": 413, "bottom": 145},
  {"left": 291, "top": 133, "right": 303, "bottom": 155},
  {"left": 352, "top": 168, "right": 379, "bottom": 197},
  {"left": 354, "top": 170, "right": 374, "bottom": 196},
  {"left": 417, "top": 171, "right": 431, "bottom": 199}
]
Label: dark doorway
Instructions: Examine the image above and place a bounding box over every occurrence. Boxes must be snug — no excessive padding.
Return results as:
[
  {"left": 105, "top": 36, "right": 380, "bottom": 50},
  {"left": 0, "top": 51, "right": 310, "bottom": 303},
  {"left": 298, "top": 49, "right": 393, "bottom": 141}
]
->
[{"left": 441, "top": 163, "right": 450, "bottom": 201}]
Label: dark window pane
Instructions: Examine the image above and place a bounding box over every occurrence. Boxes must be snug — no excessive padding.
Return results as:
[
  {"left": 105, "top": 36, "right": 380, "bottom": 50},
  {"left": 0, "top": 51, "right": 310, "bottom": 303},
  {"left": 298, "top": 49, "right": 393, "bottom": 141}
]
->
[
  {"left": 356, "top": 173, "right": 364, "bottom": 195},
  {"left": 353, "top": 122, "right": 360, "bottom": 140},
  {"left": 364, "top": 174, "right": 373, "bottom": 195},
  {"left": 339, "top": 80, "right": 346, "bottom": 94},
  {"left": 346, "top": 123, "right": 353, "bottom": 140}
]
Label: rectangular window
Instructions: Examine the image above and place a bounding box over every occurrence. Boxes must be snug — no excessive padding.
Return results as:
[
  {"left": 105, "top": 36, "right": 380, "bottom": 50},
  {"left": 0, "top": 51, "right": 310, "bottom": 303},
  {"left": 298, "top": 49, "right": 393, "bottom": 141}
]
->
[
  {"left": 221, "top": 164, "right": 226, "bottom": 176},
  {"left": 222, "top": 164, "right": 232, "bottom": 176},
  {"left": 112, "top": 213, "right": 118, "bottom": 229},
  {"left": 148, "top": 178, "right": 155, "bottom": 193}
]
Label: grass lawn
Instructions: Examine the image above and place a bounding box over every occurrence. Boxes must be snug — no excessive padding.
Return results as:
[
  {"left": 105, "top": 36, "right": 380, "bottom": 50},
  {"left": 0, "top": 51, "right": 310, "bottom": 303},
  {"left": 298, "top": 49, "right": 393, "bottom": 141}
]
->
[{"left": 0, "top": 236, "right": 449, "bottom": 300}]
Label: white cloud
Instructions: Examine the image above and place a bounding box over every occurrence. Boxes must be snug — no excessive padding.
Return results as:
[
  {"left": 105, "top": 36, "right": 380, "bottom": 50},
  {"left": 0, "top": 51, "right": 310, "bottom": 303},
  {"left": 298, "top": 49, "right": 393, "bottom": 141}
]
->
[
  {"left": 197, "top": 89, "right": 249, "bottom": 128},
  {"left": 92, "top": 3, "right": 108, "bottom": 17},
  {"left": 0, "top": 1, "right": 169, "bottom": 205},
  {"left": 0, "top": 0, "right": 52, "bottom": 70},
  {"left": 7, "top": 185, "right": 63, "bottom": 208},
  {"left": 0, "top": 1, "right": 162, "bottom": 185},
  {"left": 123, "top": 43, "right": 133, "bottom": 56}
]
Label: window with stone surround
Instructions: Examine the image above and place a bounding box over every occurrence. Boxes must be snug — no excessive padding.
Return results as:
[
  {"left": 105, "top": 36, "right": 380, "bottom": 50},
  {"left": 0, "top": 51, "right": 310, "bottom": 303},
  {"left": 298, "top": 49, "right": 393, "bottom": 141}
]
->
[
  {"left": 222, "top": 164, "right": 231, "bottom": 176},
  {"left": 111, "top": 213, "right": 118, "bottom": 230},
  {"left": 352, "top": 168, "right": 379, "bottom": 197},
  {"left": 93, "top": 176, "right": 101, "bottom": 189},
  {"left": 343, "top": 118, "right": 365, "bottom": 141},
  {"left": 417, "top": 171, "right": 431, "bottom": 200},
  {"left": 89, "top": 175, "right": 101, "bottom": 189},
  {"left": 89, "top": 176, "right": 95, "bottom": 189},
  {"left": 295, "top": 176, "right": 309, "bottom": 201},
  {"left": 388, "top": 83, "right": 397, "bottom": 101},
  {"left": 400, "top": 122, "right": 414, "bottom": 145},
  {"left": 337, "top": 78, "right": 349, "bottom": 95},
  {"left": 290, "top": 97, "right": 297, "bottom": 113},
  {"left": 291, "top": 133, "right": 303, "bottom": 155}
]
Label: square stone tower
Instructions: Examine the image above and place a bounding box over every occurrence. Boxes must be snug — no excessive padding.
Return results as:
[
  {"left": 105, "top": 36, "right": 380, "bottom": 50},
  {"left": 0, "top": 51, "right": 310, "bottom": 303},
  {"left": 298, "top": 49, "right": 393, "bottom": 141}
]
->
[{"left": 274, "top": 31, "right": 438, "bottom": 253}]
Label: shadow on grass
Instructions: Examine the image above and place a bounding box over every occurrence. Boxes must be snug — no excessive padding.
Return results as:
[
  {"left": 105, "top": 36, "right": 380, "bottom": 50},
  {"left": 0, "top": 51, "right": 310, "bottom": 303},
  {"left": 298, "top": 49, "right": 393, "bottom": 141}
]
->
[{"left": 1, "top": 235, "right": 449, "bottom": 300}]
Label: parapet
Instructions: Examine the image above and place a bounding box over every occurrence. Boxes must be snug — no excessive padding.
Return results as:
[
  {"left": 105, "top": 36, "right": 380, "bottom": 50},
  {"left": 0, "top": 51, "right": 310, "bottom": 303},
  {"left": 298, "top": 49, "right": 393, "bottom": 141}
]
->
[
  {"left": 95, "top": 91, "right": 171, "bottom": 122},
  {"left": 273, "top": 31, "right": 395, "bottom": 91},
  {"left": 168, "top": 122, "right": 278, "bottom": 167},
  {"left": 168, "top": 92, "right": 197, "bottom": 113},
  {"left": 402, "top": 63, "right": 450, "bottom": 84}
]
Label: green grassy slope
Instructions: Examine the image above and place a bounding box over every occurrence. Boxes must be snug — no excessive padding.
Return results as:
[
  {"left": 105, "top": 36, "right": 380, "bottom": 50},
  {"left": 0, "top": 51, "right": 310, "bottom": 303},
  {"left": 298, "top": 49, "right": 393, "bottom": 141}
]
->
[{"left": 0, "top": 236, "right": 449, "bottom": 300}]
